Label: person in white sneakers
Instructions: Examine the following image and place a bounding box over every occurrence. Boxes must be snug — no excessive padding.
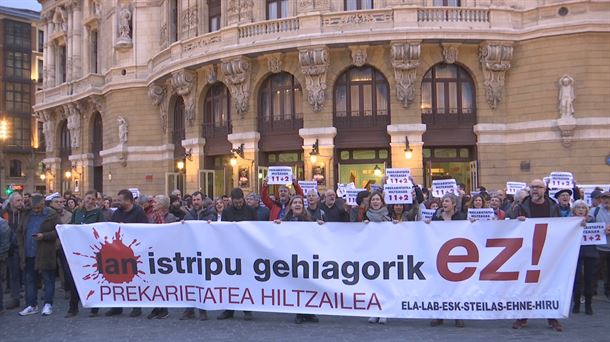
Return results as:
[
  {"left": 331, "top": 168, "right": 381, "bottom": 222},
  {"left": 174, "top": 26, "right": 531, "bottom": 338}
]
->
[{"left": 17, "top": 195, "right": 60, "bottom": 316}]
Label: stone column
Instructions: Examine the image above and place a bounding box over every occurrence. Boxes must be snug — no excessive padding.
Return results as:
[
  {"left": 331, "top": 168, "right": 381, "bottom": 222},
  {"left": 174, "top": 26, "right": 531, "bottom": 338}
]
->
[
  {"left": 66, "top": 7, "right": 73, "bottom": 82},
  {"left": 42, "top": 18, "right": 49, "bottom": 88},
  {"left": 47, "top": 41, "right": 56, "bottom": 87},
  {"left": 181, "top": 138, "right": 206, "bottom": 194},
  {"left": 72, "top": 1, "right": 83, "bottom": 79},
  {"left": 386, "top": 124, "right": 427, "bottom": 185}
]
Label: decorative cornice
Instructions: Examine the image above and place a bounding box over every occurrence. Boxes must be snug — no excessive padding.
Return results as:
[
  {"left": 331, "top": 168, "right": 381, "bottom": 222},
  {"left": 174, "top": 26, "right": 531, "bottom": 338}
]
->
[
  {"left": 479, "top": 41, "right": 514, "bottom": 109},
  {"left": 298, "top": 46, "right": 329, "bottom": 112}
]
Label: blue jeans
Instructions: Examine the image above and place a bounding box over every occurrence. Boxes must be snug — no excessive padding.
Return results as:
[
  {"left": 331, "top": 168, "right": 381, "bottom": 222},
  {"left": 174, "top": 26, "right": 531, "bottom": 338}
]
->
[{"left": 25, "top": 257, "right": 56, "bottom": 307}]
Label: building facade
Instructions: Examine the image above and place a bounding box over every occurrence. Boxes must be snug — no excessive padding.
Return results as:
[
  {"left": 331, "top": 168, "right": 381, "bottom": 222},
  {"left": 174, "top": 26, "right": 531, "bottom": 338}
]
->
[
  {"left": 0, "top": 6, "right": 46, "bottom": 196},
  {"left": 34, "top": 0, "right": 610, "bottom": 198}
]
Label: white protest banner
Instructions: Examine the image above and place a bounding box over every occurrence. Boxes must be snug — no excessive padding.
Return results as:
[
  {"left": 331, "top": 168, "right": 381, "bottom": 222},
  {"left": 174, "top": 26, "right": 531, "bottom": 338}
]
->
[
  {"left": 432, "top": 179, "right": 458, "bottom": 198},
  {"left": 384, "top": 184, "right": 413, "bottom": 204},
  {"left": 370, "top": 184, "right": 383, "bottom": 193},
  {"left": 268, "top": 166, "right": 293, "bottom": 185},
  {"left": 386, "top": 169, "right": 412, "bottom": 185},
  {"left": 467, "top": 208, "right": 495, "bottom": 221},
  {"left": 506, "top": 182, "right": 527, "bottom": 195},
  {"left": 582, "top": 223, "right": 608, "bottom": 246},
  {"left": 346, "top": 188, "right": 366, "bottom": 206},
  {"left": 548, "top": 172, "right": 573, "bottom": 189},
  {"left": 421, "top": 209, "right": 436, "bottom": 221},
  {"left": 59, "top": 218, "right": 582, "bottom": 319}
]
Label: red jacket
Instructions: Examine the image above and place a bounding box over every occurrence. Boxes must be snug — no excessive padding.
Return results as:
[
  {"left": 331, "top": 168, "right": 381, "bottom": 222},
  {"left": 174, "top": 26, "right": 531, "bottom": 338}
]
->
[{"left": 261, "top": 183, "right": 304, "bottom": 221}]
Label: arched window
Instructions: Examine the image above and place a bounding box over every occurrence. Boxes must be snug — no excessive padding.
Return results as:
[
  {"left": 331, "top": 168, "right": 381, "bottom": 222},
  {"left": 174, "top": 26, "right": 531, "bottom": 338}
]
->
[
  {"left": 203, "top": 83, "right": 232, "bottom": 155},
  {"left": 172, "top": 96, "right": 186, "bottom": 159},
  {"left": 333, "top": 65, "right": 390, "bottom": 129},
  {"left": 421, "top": 63, "right": 475, "bottom": 126},
  {"left": 59, "top": 120, "right": 71, "bottom": 158},
  {"left": 259, "top": 72, "right": 302, "bottom": 134}
]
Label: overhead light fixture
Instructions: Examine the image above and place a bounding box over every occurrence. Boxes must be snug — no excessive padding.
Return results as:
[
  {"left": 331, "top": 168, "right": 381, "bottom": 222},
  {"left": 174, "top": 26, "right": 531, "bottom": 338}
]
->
[
  {"left": 177, "top": 160, "right": 185, "bottom": 170},
  {"left": 39, "top": 173, "right": 46, "bottom": 181},
  {"left": 310, "top": 138, "right": 319, "bottom": 163},
  {"left": 230, "top": 157, "right": 237, "bottom": 167},
  {"left": 65, "top": 170, "right": 72, "bottom": 179},
  {"left": 404, "top": 136, "right": 413, "bottom": 160},
  {"left": 230, "top": 143, "right": 245, "bottom": 167},
  {"left": 374, "top": 165, "right": 382, "bottom": 177}
]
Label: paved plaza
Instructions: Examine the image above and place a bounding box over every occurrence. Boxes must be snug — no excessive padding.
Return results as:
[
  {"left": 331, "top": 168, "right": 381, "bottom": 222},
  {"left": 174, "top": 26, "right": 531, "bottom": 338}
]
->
[{"left": 1, "top": 285, "right": 608, "bottom": 342}]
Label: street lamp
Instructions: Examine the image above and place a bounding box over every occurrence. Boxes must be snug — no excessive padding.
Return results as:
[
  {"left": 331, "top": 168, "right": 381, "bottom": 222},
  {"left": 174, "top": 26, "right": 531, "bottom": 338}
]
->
[
  {"left": 0, "top": 119, "right": 8, "bottom": 141},
  {"left": 374, "top": 165, "right": 382, "bottom": 177},
  {"left": 64, "top": 170, "right": 72, "bottom": 179},
  {"left": 176, "top": 160, "right": 185, "bottom": 170},
  {"left": 404, "top": 136, "right": 413, "bottom": 160},
  {"left": 230, "top": 143, "right": 245, "bottom": 168}
]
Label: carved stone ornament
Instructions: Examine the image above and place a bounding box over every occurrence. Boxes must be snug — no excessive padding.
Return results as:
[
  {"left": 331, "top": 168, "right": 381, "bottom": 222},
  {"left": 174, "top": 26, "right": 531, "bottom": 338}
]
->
[
  {"left": 479, "top": 41, "right": 514, "bottom": 109},
  {"left": 205, "top": 65, "right": 218, "bottom": 84},
  {"left": 558, "top": 74, "right": 575, "bottom": 119},
  {"left": 557, "top": 116, "right": 577, "bottom": 148},
  {"left": 267, "top": 54, "right": 283, "bottom": 74},
  {"left": 52, "top": 7, "right": 68, "bottom": 33},
  {"left": 442, "top": 43, "right": 460, "bottom": 64},
  {"left": 148, "top": 83, "right": 169, "bottom": 133},
  {"left": 116, "top": 5, "right": 133, "bottom": 47},
  {"left": 298, "top": 0, "right": 315, "bottom": 11},
  {"left": 117, "top": 116, "right": 128, "bottom": 144},
  {"left": 66, "top": 104, "right": 82, "bottom": 148},
  {"left": 298, "top": 46, "right": 329, "bottom": 112},
  {"left": 37, "top": 110, "right": 55, "bottom": 153},
  {"left": 350, "top": 46, "right": 368, "bottom": 67},
  {"left": 171, "top": 69, "right": 197, "bottom": 125},
  {"left": 391, "top": 41, "right": 421, "bottom": 108},
  {"left": 89, "top": 95, "right": 106, "bottom": 115},
  {"left": 221, "top": 57, "right": 252, "bottom": 118}
]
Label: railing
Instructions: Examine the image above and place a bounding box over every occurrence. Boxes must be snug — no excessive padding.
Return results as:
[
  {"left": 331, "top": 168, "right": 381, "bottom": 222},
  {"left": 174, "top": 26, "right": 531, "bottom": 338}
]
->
[
  {"left": 259, "top": 113, "right": 303, "bottom": 133},
  {"left": 239, "top": 17, "right": 300, "bottom": 39},
  {"left": 202, "top": 123, "right": 231, "bottom": 140},
  {"left": 334, "top": 111, "right": 389, "bottom": 129},
  {"left": 418, "top": 7, "right": 489, "bottom": 23}
]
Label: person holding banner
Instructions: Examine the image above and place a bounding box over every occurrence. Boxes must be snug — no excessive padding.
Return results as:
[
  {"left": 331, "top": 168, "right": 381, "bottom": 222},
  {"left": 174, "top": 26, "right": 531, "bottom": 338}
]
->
[
  {"left": 591, "top": 191, "right": 610, "bottom": 300},
  {"left": 570, "top": 200, "right": 599, "bottom": 315},
  {"left": 62, "top": 191, "right": 105, "bottom": 318},
  {"left": 218, "top": 188, "right": 257, "bottom": 321},
  {"left": 105, "top": 190, "right": 150, "bottom": 318},
  {"left": 320, "top": 189, "right": 349, "bottom": 222},
  {"left": 511, "top": 179, "right": 562, "bottom": 331},
  {"left": 350, "top": 191, "right": 370, "bottom": 222},
  {"left": 428, "top": 193, "right": 466, "bottom": 328},
  {"left": 489, "top": 196, "right": 506, "bottom": 220},
  {"left": 362, "top": 191, "right": 392, "bottom": 325},
  {"left": 246, "top": 193, "right": 270, "bottom": 222},
  {"left": 262, "top": 178, "right": 304, "bottom": 221},
  {"left": 305, "top": 190, "right": 325, "bottom": 221}
]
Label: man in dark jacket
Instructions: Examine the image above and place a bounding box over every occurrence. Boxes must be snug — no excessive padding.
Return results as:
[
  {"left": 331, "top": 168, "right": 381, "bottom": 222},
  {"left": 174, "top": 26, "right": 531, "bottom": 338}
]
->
[
  {"left": 105, "top": 189, "right": 149, "bottom": 318},
  {"left": 63, "top": 190, "right": 105, "bottom": 318},
  {"left": 180, "top": 191, "right": 211, "bottom": 321},
  {"left": 511, "top": 179, "right": 562, "bottom": 332},
  {"left": 320, "top": 189, "right": 349, "bottom": 222},
  {"left": 17, "top": 195, "right": 60, "bottom": 316},
  {"left": 0, "top": 192, "right": 24, "bottom": 309},
  {"left": 217, "top": 188, "right": 257, "bottom": 321}
]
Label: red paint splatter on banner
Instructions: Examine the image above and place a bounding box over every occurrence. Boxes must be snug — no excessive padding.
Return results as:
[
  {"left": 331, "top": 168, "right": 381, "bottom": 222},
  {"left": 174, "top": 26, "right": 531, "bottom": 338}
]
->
[
  {"left": 72, "top": 227, "right": 146, "bottom": 284},
  {"left": 86, "top": 290, "right": 95, "bottom": 300}
]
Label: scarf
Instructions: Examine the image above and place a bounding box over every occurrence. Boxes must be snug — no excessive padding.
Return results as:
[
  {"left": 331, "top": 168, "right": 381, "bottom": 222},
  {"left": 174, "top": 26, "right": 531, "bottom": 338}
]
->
[
  {"left": 366, "top": 207, "right": 390, "bottom": 222},
  {"left": 151, "top": 208, "right": 169, "bottom": 224}
]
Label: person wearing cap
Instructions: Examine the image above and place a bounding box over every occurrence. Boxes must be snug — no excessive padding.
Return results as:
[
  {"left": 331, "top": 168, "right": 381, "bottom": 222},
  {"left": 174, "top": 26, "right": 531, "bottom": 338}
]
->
[
  {"left": 217, "top": 188, "right": 257, "bottom": 321},
  {"left": 554, "top": 188, "right": 573, "bottom": 217},
  {"left": 590, "top": 191, "right": 610, "bottom": 300},
  {"left": 246, "top": 193, "right": 270, "bottom": 221},
  {"left": 511, "top": 179, "right": 562, "bottom": 331},
  {"left": 589, "top": 189, "right": 603, "bottom": 208},
  {"left": 17, "top": 195, "right": 61, "bottom": 317}
]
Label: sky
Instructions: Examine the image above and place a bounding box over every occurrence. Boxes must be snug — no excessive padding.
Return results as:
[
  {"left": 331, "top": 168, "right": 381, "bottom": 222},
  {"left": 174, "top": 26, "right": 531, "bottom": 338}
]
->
[{"left": 0, "top": 0, "right": 41, "bottom": 11}]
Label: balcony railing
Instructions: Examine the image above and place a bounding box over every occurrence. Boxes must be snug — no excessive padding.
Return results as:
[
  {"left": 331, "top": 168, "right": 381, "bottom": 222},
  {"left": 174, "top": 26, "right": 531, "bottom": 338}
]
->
[
  {"left": 334, "top": 111, "right": 389, "bottom": 129},
  {"left": 259, "top": 113, "right": 303, "bottom": 133},
  {"left": 417, "top": 7, "right": 489, "bottom": 23},
  {"left": 239, "top": 17, "right": 300, "bottom": 39},
  {"left": 202, "top": 123, "right": 231, "bottom": 140}
]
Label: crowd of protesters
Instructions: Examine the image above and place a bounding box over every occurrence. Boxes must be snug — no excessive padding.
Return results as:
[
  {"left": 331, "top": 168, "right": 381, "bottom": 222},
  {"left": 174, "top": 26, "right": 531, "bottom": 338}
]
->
[{"left": 0, "top": 175, "right": 609, "bottom": 332}]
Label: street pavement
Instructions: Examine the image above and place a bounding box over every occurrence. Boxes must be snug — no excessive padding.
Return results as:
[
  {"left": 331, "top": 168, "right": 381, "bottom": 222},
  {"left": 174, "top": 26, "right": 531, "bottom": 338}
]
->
[{"left": 1, "top": 285, "right": 609, "bottom": 342}]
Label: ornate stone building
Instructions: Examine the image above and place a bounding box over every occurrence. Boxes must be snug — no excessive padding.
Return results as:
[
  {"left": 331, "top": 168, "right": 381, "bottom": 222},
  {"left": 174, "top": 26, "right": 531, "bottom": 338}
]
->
[{"left": 34, "top": 0, "right": 610, "bottom": 197}]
